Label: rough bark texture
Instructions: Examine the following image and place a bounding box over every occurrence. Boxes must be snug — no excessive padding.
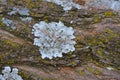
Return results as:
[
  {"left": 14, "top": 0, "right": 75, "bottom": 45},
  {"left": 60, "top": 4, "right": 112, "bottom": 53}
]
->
[{"left": 0, "top": 0, "right": 120, "bottom": 80}]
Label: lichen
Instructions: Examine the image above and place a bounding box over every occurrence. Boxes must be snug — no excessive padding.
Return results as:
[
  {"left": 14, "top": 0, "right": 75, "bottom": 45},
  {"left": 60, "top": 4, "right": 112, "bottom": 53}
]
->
[
  {"left": 8, "top": 7, "right": 30, "bottom": 16},
  {"left": 2, "top": 17, "right": 16, "bottom": 30},
  {"left": 32, "top": 21, "right": 76, "bottom": 59},
  {"left": 0, "top": 66, "right": 23, "bottom": 80},
  {"left": 45, "top": 0, "right": 82, "bottom": 11},
  {"left": 20, "top": 17, "right": 32, "bottom": 22},
  {"left": 86, "top": 0, "right": 120, "bottom": 14}
]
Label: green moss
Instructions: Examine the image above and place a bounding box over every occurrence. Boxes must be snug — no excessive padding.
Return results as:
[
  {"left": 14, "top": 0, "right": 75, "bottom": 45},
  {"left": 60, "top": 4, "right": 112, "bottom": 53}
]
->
[
  {"left": 0, "top": 39, "right": 21, "bottom": 64},
  {"left": 0, "top": 7, "right": 31, "bottom": 41},
  {"left": 87, "top": 28, "right": 119, "bottom": 47},
  {"left": 0, "top": 15, "right": 4, "bottom": 27},
  {"left": 19, "top": 71, "right": 33, "bottom": 80},
  {"left": 105, "top": 28, "right": 119, "bottom": 37},
  {"left": 0, "top": 57, "right": 15, "bottom": 65},
  {"left": 8, "top": 24, "right": 31, "bottom": 41},
  {"left": 47, "top": 3, "right": 55, "bottom": 8},
  {"left": 104, "top": 11, "right": 116, "bottom": 18},
  {"left": 97, "top": 48, "right": 103, "bottom": 56},
  {"left": 0, "top": 15, "right": 3, "bottom": 20},
  {"left": 86, "top": 67, "right": 95, "bottom": 73},
  {"left": 0, "top": 55, "right": 3, "bottom": 62},
  {"left": 41, "top": 59, "right": 49, "bottom": 64},
  {"left": 92, "top": 14, "right": 101, "bottom": 23},
  {"left": 78, "top": 70, "right": 87, "bottom": 76},
  {"left": 26, "top": 0, "right": 31, "bottom": 4},
  {"left": 26, "top": 0, "right": 42, "bottom": 9},
  {"left": 86, "top": 66, "right": 101, "bottom": 75},
  {"left": 7, "top": 59, "right": 15, "bottom": 64},
  {"left": 26, "top": 0, "right": 32, "bottom": 9},
  {"left": 4, "top": 40, "right": 19, "bottom": 48},
  {"left": 70, "top": 61, "right": 76, "bottom": 65},
  {"left": 86, "top": 28, "right": 120, "bottom": 68},
  {"left": 43, "top": 18, "right": 49, "bottom": 23},
  {"left": 27, "top": 2, "right": 35, "bottom": 9}
]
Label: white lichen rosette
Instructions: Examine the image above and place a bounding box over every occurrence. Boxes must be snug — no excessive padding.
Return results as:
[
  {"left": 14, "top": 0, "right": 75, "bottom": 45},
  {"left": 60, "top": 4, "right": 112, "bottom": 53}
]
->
[
  {"left": 0, "top": 66, "right": 23, "bottom": 80},
  {"left": 32, "top": 21, "right": 76, "bottom": 59}
]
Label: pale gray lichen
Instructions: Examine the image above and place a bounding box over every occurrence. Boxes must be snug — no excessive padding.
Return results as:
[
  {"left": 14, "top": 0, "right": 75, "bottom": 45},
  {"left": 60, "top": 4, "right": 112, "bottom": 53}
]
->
[
  {"left": 106, "top": 67, "right": 114, "bottom": 70},
  {"left": 0, "top": 66, "right": 23, "bottom": 80},
  {"left": 2, "top": 17, "right": 16, "bottom": 30},
  {"left": 7, "top": 7, "right": 18, "bottom": 16},
  {"left": 18, "top": 8, "right": 29, "bottom": 16},
  {"left": 86, "top": 0, "right": 120, "bottom": 14},
  {"left": 8, "top": 7, "right": 30, "bottom": 16},
  {"left": 32, "top": 21, "right": 76, "bottom": 59},
  {"left": 45, "top": 0, "right": 81, "bottom": 11},
  {"left": 20, "top": 17, "right": 32, "bottom": 22}
]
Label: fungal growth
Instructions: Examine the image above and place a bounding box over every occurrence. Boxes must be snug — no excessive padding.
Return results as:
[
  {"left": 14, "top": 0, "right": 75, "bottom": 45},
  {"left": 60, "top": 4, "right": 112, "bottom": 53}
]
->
[{"left": 32, "top": 21, "right": 76, "bottom": 59}]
